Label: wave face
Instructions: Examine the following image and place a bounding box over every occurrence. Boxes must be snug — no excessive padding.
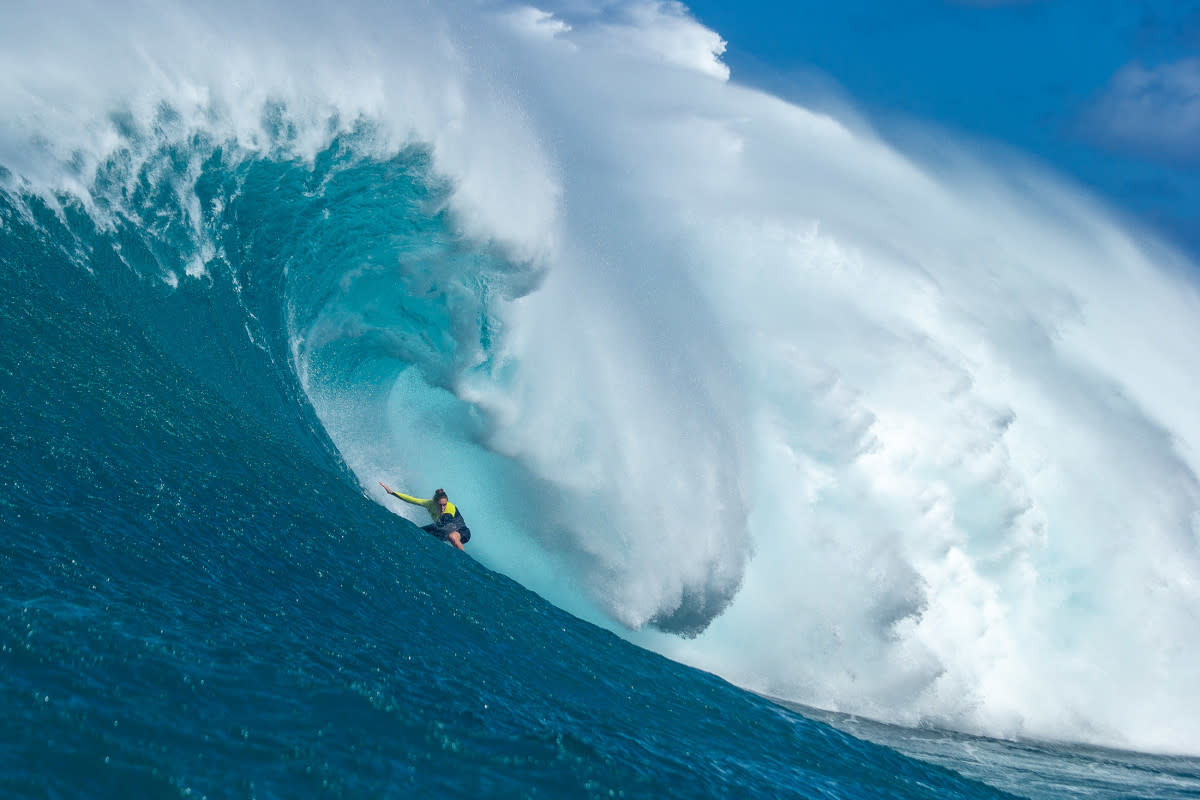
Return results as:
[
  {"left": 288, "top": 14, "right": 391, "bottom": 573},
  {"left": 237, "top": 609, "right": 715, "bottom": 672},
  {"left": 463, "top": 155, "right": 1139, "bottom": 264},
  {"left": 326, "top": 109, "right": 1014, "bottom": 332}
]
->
[
  {"left": 3, "top": 0, "right": 1200, "bottom": 768},
  {"left": 0, "top": 109, "right": 1020, "bottom": 800}
]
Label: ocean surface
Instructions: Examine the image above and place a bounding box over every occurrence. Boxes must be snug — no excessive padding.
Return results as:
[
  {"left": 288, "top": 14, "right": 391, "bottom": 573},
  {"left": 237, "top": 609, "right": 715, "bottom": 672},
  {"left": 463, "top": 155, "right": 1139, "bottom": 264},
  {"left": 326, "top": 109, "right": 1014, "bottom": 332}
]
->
[{"left": 4, "top": 1, "right": 1200, "bottom": 797}]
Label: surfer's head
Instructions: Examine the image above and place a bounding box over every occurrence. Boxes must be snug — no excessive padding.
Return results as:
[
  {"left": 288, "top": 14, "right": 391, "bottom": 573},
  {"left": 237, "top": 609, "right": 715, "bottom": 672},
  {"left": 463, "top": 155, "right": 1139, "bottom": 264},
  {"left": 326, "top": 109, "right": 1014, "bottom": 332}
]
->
[{"left": 433, "top": 488, "right": 448, "bottom": 509}]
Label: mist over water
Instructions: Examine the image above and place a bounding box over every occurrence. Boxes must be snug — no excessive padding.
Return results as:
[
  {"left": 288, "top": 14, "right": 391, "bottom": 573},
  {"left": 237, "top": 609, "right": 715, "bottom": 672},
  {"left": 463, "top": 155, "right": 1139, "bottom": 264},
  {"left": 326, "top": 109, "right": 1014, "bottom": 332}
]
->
[{"left": 5, "top": 0, "right": 1200, "bottom": 756}]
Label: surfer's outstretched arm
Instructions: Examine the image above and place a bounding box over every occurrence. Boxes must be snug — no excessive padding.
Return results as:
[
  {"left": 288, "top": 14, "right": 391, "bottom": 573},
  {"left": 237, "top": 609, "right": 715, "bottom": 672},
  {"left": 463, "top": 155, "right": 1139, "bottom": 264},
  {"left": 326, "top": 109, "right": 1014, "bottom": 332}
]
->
[{"left": 378, "top": 482, "right": 426, "bottom": 506}]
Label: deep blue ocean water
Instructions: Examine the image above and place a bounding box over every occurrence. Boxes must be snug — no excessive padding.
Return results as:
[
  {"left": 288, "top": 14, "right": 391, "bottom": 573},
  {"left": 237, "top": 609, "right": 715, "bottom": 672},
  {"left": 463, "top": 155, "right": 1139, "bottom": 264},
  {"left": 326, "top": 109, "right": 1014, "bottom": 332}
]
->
[{"left": 4, "top": 135, "right": 1199, "bottom": 799}]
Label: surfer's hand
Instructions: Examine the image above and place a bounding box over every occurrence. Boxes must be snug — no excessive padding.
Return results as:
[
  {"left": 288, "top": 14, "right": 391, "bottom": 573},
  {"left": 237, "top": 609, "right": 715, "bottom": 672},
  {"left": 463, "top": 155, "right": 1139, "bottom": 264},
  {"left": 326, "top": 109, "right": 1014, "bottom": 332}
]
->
[{"left": 379, "top": 481, "right": 391, "bottom": 494}]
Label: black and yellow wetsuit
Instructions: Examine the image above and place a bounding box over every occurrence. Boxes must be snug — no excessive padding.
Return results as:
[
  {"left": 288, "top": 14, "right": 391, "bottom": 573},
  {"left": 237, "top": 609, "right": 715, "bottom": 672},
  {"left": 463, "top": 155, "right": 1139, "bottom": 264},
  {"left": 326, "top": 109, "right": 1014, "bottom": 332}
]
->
[{"left": 387, "top": 491, "right": 472, "bottom": 544}]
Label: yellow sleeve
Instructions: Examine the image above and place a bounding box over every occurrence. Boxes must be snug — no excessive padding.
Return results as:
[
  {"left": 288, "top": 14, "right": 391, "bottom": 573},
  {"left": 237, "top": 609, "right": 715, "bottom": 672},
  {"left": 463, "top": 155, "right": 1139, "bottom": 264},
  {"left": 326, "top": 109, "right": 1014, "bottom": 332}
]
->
[{"left": 391, "top": 491, "right": 429, "bottom": 507}]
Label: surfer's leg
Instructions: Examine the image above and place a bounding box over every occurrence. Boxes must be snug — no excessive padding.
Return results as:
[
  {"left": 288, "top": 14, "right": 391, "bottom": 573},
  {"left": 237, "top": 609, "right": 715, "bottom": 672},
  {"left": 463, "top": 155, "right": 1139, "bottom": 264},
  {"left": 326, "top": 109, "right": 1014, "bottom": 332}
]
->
[{"left": 447, "top": 530, "right": 466, "bottom": 551}]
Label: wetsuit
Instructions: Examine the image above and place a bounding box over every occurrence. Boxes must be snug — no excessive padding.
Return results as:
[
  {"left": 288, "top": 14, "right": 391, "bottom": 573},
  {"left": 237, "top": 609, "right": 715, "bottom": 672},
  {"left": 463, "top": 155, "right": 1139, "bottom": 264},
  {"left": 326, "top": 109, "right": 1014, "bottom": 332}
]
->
[{"left": 387, "top": 491, "right": 472, "bottom": 544}]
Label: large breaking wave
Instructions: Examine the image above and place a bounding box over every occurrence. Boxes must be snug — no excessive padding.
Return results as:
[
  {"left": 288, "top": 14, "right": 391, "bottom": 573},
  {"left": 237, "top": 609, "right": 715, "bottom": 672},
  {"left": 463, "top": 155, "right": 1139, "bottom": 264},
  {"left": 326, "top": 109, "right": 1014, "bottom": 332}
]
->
[{"left": 4, "top": 0, "right": 1200, "bottom": 755}]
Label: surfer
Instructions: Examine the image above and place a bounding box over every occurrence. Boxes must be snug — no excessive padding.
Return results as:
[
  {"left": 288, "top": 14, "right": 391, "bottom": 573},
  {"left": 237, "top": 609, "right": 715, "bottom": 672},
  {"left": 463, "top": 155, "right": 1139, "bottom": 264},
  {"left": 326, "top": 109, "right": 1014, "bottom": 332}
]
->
[{"left": 378, "top": 483, "right": 471, "bottom": 551}]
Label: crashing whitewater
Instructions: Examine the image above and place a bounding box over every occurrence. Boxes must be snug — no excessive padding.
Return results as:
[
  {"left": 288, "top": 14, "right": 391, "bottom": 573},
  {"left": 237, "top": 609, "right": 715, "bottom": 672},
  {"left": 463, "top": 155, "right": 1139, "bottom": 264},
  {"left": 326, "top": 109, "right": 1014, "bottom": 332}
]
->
[{"left": 3, "top": 0, "right": 1200, "bottom": 755}]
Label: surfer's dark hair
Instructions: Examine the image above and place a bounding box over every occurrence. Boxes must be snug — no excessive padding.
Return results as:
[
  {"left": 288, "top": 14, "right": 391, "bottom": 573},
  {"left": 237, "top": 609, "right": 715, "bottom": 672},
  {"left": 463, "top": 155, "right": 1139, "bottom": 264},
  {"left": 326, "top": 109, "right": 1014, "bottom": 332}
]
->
[{"left": 433, "top": 488, "right": 448, "bottom": 501}]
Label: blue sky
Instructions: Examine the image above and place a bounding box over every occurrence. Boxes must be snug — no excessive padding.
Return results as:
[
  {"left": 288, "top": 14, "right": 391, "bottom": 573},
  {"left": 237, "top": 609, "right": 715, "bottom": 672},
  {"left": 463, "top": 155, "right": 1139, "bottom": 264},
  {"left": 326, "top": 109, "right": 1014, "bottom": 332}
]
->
[{"left": 684, "top": 0, "right": 1200, "bottom": 259}]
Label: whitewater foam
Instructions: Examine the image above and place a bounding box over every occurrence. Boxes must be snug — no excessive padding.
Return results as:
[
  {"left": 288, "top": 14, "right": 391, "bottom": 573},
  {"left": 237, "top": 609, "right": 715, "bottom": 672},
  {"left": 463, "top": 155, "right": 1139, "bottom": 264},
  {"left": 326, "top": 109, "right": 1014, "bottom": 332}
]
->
[{"left": 4, "top": 0, "right": 1200, "bottom": 755}]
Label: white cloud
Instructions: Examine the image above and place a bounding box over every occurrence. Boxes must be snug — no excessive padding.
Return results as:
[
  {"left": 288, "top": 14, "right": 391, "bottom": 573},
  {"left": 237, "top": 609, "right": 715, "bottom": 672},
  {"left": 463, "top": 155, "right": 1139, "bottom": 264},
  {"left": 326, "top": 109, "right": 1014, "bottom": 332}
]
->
[{"left": 1086, "top": 58, "right": 1200, "bottom": 162}]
